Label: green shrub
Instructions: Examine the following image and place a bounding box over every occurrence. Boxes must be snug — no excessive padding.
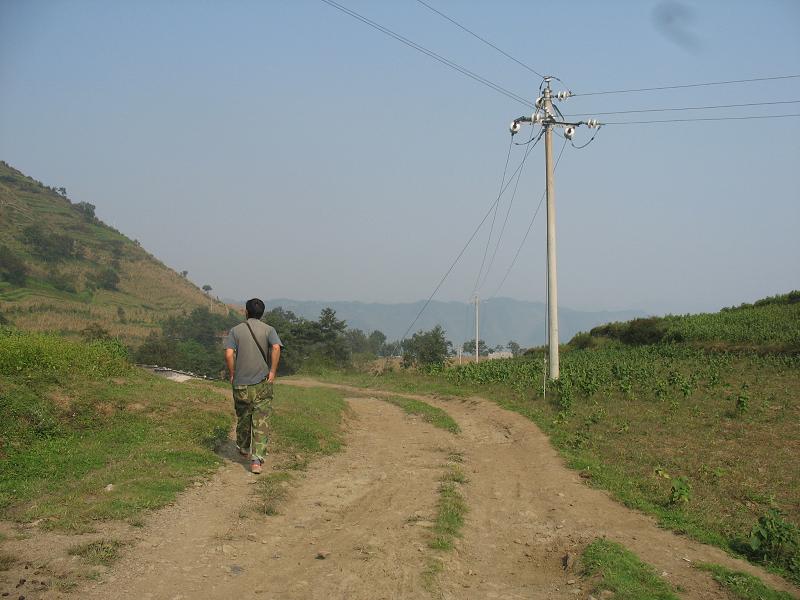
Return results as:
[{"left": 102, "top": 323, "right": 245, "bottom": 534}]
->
[{"left": 745, "top": 510, "right": 800, "bottom": 583}]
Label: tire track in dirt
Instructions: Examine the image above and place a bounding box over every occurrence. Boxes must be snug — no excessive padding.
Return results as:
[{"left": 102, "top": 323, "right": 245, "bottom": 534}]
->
[{"left": 75, "top": 393, "right": 471, "bottom": 599}]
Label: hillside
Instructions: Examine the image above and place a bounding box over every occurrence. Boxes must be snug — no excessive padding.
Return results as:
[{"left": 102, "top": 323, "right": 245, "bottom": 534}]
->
[
  {"left": 264, "top": 297, "right": 645, "bottom": 347},
  {"left": 0, "top": 161, "right": 226, "bottom": 342}
]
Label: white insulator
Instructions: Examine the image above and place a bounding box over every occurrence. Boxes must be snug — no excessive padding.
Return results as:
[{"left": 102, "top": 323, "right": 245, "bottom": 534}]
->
[
  {"left": 564, "top": 126, "right": 576, "bottom": 140},
  {"left": 556, "top": 90, "right": 572, "bottom": 101},
  {"left": 586, "top": 118, "right": 600, "bottom": 128},
  {"left": 535, "top": 96, "right": 545, "bottom": 108},
  {"left": 509, "top": 121, "right": 521, "bottom": 134},
  {"left": 531, "top": 112, "right": 543, "bottom": 124}
]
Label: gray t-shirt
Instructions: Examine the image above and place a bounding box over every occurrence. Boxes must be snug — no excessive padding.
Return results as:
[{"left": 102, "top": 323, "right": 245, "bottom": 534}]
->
[{"left": 225, "top": 319, "right": 283, "bottom": 386}]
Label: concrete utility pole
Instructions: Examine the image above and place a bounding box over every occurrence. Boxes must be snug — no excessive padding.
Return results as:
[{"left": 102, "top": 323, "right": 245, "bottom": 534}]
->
[
  {"left": 507, "top": 77, "right": 600, "bottom": 381},
  {"left": 542, "top": 83, "right": 560, "bottom": 380},
  {"left": 473, "top": 294, "right": 480, "bottom": 363}
]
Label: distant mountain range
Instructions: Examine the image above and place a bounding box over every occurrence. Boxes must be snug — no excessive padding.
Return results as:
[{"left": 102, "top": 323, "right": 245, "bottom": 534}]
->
[{"left": 263, "top": 298, "right": 646, "bottom": 347}]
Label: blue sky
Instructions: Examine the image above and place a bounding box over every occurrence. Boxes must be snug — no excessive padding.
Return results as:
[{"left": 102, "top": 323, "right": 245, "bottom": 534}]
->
[{"left": 1, "top": 0, "right": 798, "bottom": 314}]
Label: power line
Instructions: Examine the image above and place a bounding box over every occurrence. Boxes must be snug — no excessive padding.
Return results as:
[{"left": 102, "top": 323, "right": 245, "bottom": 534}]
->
[
  {"left": 400, "top": 136, "right": 540, "bottom": 341},
  {"left": 473, "top": 139, "right": 515, "bottom": 293},
  {"left": 572, "top": 74, "right": 800, "bottom": 97},
  {"left": 564, "top": 99, "right": 800, "bottom": 117},
  {"left": 319, "top": 0, "right": 535, "bottom": 108},
  {"left": 491, "top": 138, "right": 568, "bottom": 299},
  {"left": 481, "top": 128, "right": 543, "bottom": 291},
  {"left": 414, "top": 0, "right": 545, "bottom": 79},
  {"left": 602, "top": 113, "right": 800, "bottom": 125}
]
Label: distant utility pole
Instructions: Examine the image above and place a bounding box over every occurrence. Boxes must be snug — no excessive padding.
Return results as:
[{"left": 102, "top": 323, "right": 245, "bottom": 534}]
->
[
  {"left": 509, "top": 77, "right": 599, "bottom": 380},
  {"left": 473, "top": 294, "right": 480, "bottom": 363}
]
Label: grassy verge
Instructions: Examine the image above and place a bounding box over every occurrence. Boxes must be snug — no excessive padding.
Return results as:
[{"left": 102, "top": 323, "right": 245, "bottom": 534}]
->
[
  {"left": 68, "top": 540, "right": 124, "bottom": 567},
  {"left": 429, "top": 464, "right": 468, "bottom": 551},
  {"left": 695, "top": 563, "right": 795, "bottom": 600},
  {"left": 581, "top": 538, "right": 679, "bottom": 600},
  {"left": 253, "top": 385, "right": 350, "bottom": 515},
  {"left": 299, "top": 368, "right": 471, "bottom": 399},
  {"left": 0, "top": 330, "right": 231, "bottom": 530},
  {"left": 381, "top": 395, "right": 460, "bottom": 433}
]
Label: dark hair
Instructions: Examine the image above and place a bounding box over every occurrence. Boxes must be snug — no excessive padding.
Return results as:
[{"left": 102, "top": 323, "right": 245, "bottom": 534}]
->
[{"left": 245, "top": 298, "right": 265, "bottom": 319}]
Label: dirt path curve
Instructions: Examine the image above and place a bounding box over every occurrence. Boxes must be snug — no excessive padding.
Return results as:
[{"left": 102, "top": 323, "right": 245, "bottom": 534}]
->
[{"left": 60, "top": 379, "right": 796, "bottom": 599}]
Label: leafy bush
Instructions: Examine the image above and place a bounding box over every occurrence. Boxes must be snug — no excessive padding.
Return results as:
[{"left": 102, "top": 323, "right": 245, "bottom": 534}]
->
[
  {"left": 402, "top": 325, "right": 451, "bottom": 367},
  {"left": 0, "top": 329, "right": 130, "bottom": 380},
  {"left": 0, "top": 245, "right": 28, "bottom": 285},
  {"left": 745, "top": 510, "right": 800, "bottom": 583}
]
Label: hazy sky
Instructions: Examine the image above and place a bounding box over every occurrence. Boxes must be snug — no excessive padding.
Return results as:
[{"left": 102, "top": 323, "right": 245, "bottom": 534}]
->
[{"left": 1, "top": 0, "right": 798, "bottom": 314}]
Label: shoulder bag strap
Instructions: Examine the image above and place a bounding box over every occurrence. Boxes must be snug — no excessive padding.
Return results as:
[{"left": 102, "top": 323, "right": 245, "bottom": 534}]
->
[{"left": 244, "top": 321, "right": 270, "bottom": 369}]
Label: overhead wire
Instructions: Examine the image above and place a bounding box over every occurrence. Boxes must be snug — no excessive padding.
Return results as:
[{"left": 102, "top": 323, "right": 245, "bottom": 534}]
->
[
  {"left": 473, "top": 138, "right": 515, "bottom": 293},
  {"left": 400, "top": 135, "right": 540, "bottom": 341},
  {"left": 319, "top": 0, "right": 535, "bottom": 108},
  {"left": 601, "top": 113, "right": 800, "bottom": 125},
  {"left": 572, "top": 74, "right": 800, "bottom": 97},
  {"left": 491, "top": 137, "right": 568, "bottom": 299},
  {"left": 414, "top": 0, "right": 545, "bottom": 79},
  {"left": 564, "top": 99, "right": 800, "bottom": 117},
  {"left": 480, "top": 128, "right": 544, "bottom": 291}
]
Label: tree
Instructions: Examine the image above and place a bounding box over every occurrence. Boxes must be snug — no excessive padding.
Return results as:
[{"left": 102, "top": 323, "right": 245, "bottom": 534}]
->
[
  {"left": 74, "top": 201, "right": 96, "bottom": 221},
  {"left": 367, "top": 330, "right": 387, "bottom": 355},
  {"left": 57, "top": 187, "right": 67, "bottom": 197},
  {"left": 0, "top": 245, "right": 28, "bottom": 285},
  {"left": 202, "top": 284, "right": 213, "bottom": 294},
  {"left": 181, "top": 270, "right": 188, "bottom": 278},
  {"left": 89, "top": 268, "right": 120, "bottom": 291},
  {"left": 81, "top": 323, "right": 111, "bottom": 342},
  {"left": 507, "top": 340, "right": 522, "bottom": 357},
  {"left": 403, "top": 325, "right": 452, "bottom": 367},
  {"left": 462, "top": 339, "right": 489, "bottom": 357}
]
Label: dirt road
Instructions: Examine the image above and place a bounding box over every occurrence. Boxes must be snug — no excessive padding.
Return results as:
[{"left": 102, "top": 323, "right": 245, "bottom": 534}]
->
[{"left": 5, "top": 380, "right": 798, "bottom": 599}]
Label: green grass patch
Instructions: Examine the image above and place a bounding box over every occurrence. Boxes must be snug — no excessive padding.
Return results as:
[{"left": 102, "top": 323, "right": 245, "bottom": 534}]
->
[
  {"left": 67, "top": 539, "right": 123, "bottom": 566},
  {"left": 0, "top": 332, "right": 232, "bottom": 529},
  {"left": 302, "top": 369, "right": 471, "bottom": 399},
  {"left": 255, "top": 471, "right": 293, "bottom": 516},
  {"left": 695, "top": 563, "right": 795, "bottom": 600},
  {"left": 381, "top": 395, "right": 460, "bottom": 433},
  {"left": 429, "top": 463, "right": 468, "bottom": 551},
  {"left": 421, "top": 557, "right": 444, "bottom": 593},
  {"left": 581, "top": 538, "right": 679, "bottom": 600},
  {"left": 271, "top": 385, "right": 349, "bottom": 456}
]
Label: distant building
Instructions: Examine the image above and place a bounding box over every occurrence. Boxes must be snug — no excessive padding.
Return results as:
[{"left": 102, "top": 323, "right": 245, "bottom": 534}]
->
[{"left": 487, "top": 351, "right": 513, "bottom": 360}]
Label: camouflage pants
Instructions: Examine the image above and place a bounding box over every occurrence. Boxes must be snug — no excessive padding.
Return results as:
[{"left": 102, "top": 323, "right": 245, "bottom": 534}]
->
[{"left": 232, "top": 379, "right": 273, "bottom": 463}]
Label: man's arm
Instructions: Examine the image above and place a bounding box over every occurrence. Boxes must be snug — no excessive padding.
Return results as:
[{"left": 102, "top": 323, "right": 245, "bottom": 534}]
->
[
  {"left": 268, "top": 344, "right": 281, "bottom": 383},
  {"left": 225, "top": 348, "right": 235, "bottom": 384}
]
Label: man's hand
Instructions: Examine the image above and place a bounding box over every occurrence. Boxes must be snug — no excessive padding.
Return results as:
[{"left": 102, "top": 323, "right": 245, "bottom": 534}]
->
[{"left": 267, "top": 371, "right": 276, "bottom": 384}]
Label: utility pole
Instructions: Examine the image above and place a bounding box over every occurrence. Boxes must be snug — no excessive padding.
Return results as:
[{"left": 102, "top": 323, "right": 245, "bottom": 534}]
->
[
  {"left": 508, "top": 77, "right": 600, "bottom": 381},
  {"left": 542, "top": 82, "right": 560, "bottom": 380},
  {"left": 473, "top": 294, "right": 480, "bottom": 363}
]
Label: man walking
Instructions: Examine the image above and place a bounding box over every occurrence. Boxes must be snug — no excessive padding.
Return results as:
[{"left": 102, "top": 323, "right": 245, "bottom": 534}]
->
[{"left": 224, "top": 298, "right": 283, "bottom": 474}]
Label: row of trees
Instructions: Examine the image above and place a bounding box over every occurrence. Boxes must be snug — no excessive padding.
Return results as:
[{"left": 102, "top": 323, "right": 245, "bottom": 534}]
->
[{"left": 133, "top": 304, "right": 526, "bottom": 377}]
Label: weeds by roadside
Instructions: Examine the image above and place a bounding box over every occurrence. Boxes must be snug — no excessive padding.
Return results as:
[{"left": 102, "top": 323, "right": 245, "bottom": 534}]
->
[
  {"left": 429, "top": 463, "right": 468, "bottom": 551},
  {"left": 581, "top": 538, "right": 679, "bottom": 600},
  {"left": 695, "top": 563, "right": 794, "bottom": 600},
  {"left": 255, "top": 472, "right": 293, "bottom": 515},
  {"left": 381, "top": 395, "right": 460, "bottom": 433},
  {"left": 68, "top": 539, "right": 124, "bottom": 567}
]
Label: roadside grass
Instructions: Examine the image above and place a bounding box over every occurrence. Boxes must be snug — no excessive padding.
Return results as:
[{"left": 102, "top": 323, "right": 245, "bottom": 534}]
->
[
  {"left": 254, "top": 385, "right": 350, "bottom": 515},
  {"left": 381, "top": 396, "right": 460, "bottom": 433},
  {"left": 1, "top": 331, "right": 231, "bottom": 530},
  {"left": 317, "top": 352, "right": 800, "bottom": 585},
  {"left": 421, "top": 557, "right": 444, "bottom": 593},
  {"left": 581, "top": 538, "right": 679, "bottom": 600},
  {"left": 300, "top": 368, "right": 471, "bottom": 399},
  {"left": 255, "top": 472, "right": 293, "bottom": 516},
  {"left": 67, "top": 539, "right": 124, "bottom": 567},
  {"left": 429, "top": 463, "right": 468, "bottom": 551},
  {"left": 695, "top": 563, "right": 795, "bottom": 600}
]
